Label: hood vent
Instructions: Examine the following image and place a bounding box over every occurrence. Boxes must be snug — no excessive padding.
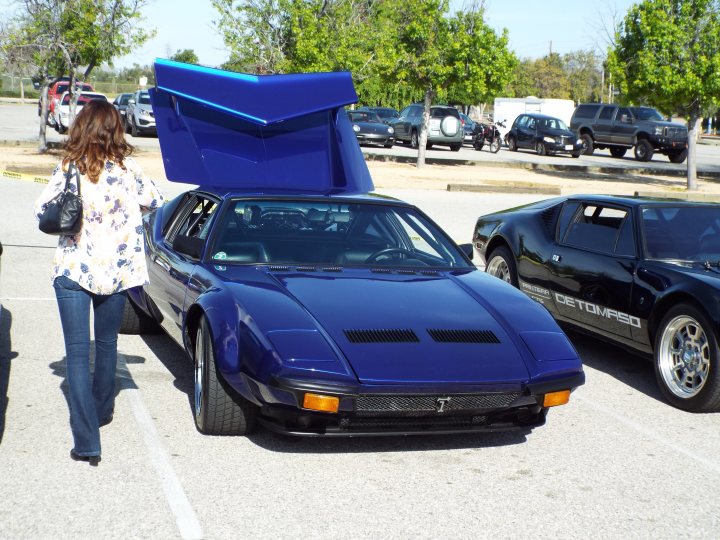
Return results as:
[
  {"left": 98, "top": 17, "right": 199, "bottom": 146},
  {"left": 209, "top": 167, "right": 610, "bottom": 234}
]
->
[
  {"left": 268, "top": 265, "right": 290, "bottom": 272},
  {"left": 371, "top": 268, "right": 393, "bottom": 273},
  {"left": 296, "top": 266, "right": 317, "bottom": 272},
  {"left": 427, "top": 329, "right": 500, "bottom": 344},
  {"left": 322, "top": 266, "right": 343, "bottom": 272},
  {"left": 345, "top": 329, "right": 420, "bottom": 344}
]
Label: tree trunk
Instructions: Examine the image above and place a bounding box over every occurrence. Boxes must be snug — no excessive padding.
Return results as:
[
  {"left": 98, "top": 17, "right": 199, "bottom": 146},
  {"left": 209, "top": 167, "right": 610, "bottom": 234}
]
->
[
  {"left": 686, "top": 116, "right": 701, "bottom": 191},
  {"left": 38, "top": 84, "right": 49, "bottom": 153},
  {"left": 416, "top": 88, "right": 433, "bottom": 168}
]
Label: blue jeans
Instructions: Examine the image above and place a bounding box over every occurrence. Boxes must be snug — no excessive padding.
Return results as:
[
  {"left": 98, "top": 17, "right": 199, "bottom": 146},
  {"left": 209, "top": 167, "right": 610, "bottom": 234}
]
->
[{"left": 53, "top": 276, "right": 126, "bottom": 457}]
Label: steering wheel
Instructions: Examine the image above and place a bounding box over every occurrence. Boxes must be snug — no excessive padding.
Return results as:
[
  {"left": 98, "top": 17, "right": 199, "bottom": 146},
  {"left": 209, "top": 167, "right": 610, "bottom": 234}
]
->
[{"left": 365, "top": 247, "right": 414, "bottom": 263}]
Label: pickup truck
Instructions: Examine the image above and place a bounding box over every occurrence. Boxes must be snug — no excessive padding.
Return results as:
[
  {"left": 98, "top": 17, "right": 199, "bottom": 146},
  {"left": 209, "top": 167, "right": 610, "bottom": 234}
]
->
[{"left": 570, "top": 103, "right": 688, "bottom": 163}]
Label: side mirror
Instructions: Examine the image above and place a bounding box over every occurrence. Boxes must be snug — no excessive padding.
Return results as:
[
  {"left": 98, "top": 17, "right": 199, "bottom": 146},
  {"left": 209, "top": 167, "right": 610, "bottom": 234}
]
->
[
  {"left": 458, "top": 243, "right": 474, "bottom": 260},
  {"left": 173, "top": 235, "right": 204, "bottom": 260}
]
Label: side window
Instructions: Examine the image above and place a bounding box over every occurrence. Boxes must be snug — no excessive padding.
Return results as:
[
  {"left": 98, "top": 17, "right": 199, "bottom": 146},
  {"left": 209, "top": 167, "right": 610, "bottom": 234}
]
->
[
  {"left": 563, "top": 204, "right": 629, "bottom": 254},
  {"left": 168, "top": 195, "right": 219, "bottom": 243},
  {"left": 574, "top": 105, "right": 596, "bottom": 119},
  {"left": 409, "top": 106, "right": 421, "bottom": 118},
  {"left": 516, "top": 115, "right": 529, "bottom": 128},
  {"left": 598, "top": 106, "right": 617, "bottom": 120},
  {"left": 617, "top": 107, "right": 631, "bottom": 122},
  {"left": 399, "top": 106, "right": 411, "bottom": 118},
  {"left": 615, "top": 215, "right": 635, "bottom": 256},
  {"left": 527, "top": 117, "right": 537, "bottom": 129}
]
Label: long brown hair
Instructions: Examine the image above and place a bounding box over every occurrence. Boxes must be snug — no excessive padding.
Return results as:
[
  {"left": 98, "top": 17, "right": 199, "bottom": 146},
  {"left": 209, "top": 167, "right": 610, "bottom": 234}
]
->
[{"left": 63, "top": 98, "right": 134, "bottom": 183}]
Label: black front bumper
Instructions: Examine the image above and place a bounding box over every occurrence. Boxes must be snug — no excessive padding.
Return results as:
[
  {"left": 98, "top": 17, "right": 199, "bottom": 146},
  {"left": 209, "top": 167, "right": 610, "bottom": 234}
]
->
[{"left": 242, "top": 372, "right": 584, "bottom": 437}]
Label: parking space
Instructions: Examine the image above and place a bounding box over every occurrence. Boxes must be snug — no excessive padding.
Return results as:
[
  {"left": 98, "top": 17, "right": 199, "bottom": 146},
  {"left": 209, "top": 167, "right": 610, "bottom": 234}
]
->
[{"left": 1, "top": 175, "right": 719, "bottom": 538}]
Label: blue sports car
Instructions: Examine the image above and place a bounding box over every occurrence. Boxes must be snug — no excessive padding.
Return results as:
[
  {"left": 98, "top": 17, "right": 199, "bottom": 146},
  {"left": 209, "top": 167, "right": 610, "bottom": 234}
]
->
[{"left": 121, "top": 59, "right": 584, "bottom": 436}]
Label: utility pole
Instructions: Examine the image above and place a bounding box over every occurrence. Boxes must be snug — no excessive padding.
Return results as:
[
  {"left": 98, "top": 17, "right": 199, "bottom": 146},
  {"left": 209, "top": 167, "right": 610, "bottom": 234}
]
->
[{"left": 549, "top": 40, "right": 553, "bottom": 55}]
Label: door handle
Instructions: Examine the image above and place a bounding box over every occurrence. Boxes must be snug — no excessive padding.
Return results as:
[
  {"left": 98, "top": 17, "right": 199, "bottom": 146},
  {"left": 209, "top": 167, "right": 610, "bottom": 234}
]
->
[{"left": 552, "top": 254, "right": 561, "bottom": 262}]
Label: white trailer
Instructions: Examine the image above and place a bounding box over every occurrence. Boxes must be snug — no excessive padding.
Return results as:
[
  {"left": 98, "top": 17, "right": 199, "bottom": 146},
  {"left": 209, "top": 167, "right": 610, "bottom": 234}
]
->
[{"left": 493, "top": 97, "right": 575, "bottom": 139}]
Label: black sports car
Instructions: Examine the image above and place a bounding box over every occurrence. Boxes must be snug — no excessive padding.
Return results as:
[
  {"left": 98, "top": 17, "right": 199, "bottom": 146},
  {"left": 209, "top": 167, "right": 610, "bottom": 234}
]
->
[
  {"left": 473, "top": 195, "right": 720, "bottom": 412},
  {"left": 347, "top": 110, "right": 395, "bottom": 148}
]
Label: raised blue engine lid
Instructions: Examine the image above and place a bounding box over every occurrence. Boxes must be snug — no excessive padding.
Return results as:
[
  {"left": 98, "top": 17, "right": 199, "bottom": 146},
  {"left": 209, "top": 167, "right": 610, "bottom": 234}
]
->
[{"left": 150, "top": 58, "right": 374, "bottom": 194}]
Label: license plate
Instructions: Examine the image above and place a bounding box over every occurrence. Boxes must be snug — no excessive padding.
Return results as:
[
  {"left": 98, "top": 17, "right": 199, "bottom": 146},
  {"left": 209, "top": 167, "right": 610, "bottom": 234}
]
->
[{"left": 565, "top": 145, "right": 574, "bottom": 151}]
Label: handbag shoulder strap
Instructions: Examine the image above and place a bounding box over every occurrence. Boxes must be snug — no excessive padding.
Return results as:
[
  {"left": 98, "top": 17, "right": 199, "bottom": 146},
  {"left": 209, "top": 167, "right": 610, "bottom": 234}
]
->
[{"left": 66, "top": 162, "right": 81, "bottom": 197}]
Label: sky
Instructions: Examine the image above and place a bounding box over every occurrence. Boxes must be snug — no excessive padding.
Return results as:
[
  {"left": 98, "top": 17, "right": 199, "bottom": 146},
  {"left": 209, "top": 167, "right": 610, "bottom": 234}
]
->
[{"left": 1, "top": 0, "right": 639, "bottom": 70}]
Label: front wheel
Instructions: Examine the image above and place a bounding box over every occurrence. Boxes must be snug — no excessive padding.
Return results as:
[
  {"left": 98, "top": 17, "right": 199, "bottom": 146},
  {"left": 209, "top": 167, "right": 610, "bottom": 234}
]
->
[
  {"left": 450, "top": 143, "right": 462, "bottom": 152},
  {"left": 383, "top": 141, "right": 394, "bottom": 149},
  {"left": 194, "top": 315, "right": 258, "bottom": 435},
  {"left": 668, "top": 149, "right": 687, "bottom": 164},
  {"left": 507, "top": 136, "right": 517, "bottom": 152},
  {"left": 580, "top": 133, "right": 594, "bottom": 155},
  {"left": 489, "top": 139, "right": 501, "bottom": 153},
  {"left": 654, "top": 304, "right": 720, "bottom": 412},
  {"left": 485, "top": 245, "right": 518, "bottom": 287},
  {"left": 410, "top": 130, "right": 419, "bottom": 149},
  {"left": 535, "top": 141, "right": 546, "bottom": 156},
  {"left": 634, "top": 139, "right": 654, "bottom": 161}
]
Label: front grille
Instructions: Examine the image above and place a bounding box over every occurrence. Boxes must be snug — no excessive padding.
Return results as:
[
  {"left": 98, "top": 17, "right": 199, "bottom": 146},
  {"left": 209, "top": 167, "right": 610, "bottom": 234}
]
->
[
  {"left": 427, "top": 329, "right": 500, "bottom": 343},
  {"left": 339, "top": 415, "right": 488, "bottom": 430},
  {"left": 344, "top": 329, "right": 419, "bottom": 343},
  {"left": 664, "top": 127, "right": 687, "bottom": 140},
  {"left": 355, "top": 393, "right": 519, "bottom": 416}
]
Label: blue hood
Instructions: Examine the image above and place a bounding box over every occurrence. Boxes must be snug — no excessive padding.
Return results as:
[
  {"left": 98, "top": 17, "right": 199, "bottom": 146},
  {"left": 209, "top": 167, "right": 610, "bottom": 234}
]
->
[{"left": 149, "top": 59, "right": 374, "bottom": 195}]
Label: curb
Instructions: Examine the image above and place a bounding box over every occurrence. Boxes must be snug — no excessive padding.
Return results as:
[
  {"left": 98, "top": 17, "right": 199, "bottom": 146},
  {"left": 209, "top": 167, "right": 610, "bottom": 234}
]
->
[
  {"left": 1, "top": 169, "right": 49, "bottom": 184},
  {"left": 447, "top": 183, "right": 561, "bottom": 195},
  {"left": 634, "top": 190, "right": 720, "bottom": 202},
  {"left": 363, "top": 151, "right": 720, "bottom": 181}
]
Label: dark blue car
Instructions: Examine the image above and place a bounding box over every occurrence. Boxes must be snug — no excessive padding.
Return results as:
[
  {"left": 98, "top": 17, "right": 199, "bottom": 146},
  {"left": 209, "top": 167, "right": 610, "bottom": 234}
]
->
[{"left": 121, "top": 59, "right": 584, "bottom": 436}]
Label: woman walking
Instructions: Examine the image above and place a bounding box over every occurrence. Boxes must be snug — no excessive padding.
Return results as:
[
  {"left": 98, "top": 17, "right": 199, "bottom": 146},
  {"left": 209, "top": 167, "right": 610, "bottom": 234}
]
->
[{"left": 34, "top": 99, "right": 163, "bottom": 466}]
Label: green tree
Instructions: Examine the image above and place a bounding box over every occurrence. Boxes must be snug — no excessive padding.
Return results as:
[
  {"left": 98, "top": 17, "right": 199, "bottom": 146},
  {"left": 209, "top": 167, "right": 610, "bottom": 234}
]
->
[
  {"left": 170, "top": 49, "right": 199, "bottom": 65},
  {"left": 563, "top": 50, "right": 604, "bottom": 104},
  {"left": 2, "top": 0, "right": 153, "bottom": 151},
  {"left": 608, "top": 0, "right": 720, "bottom": 190}
]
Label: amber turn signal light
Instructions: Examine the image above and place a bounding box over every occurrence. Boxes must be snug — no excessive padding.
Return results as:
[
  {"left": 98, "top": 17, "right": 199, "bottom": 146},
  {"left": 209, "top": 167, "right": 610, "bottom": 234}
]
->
[
  {"left": 543, "top": 389, "right": 571, "bottom": 408},
  {"left": 303, "top": 393, "right": 340, "bottom": 413}
]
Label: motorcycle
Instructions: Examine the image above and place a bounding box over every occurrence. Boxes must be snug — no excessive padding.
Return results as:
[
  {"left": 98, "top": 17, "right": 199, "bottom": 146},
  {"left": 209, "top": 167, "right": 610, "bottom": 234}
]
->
[{"left": 473, "top": 120, "right": 505, "bottom": 153}]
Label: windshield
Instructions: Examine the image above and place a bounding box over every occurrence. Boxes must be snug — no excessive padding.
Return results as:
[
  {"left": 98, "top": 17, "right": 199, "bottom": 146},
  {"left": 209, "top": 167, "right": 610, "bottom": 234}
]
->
[
  {"left": 138, "top": 92, "right": 151, "bottom": 105},
  {"left": 348, "top": 111, "right": 382, "bottom": 123},
  {"left": 210, "top": 199, "right": 470, "bottom": 268},
  {"left": 631, "top": 107, "right": 664, "bottom": 121},
  {"left": 61, "top": 94, "right": 107, "bottom": 105},
  {"left": 539, "top": 117, "right": 569, "bottom": 130},
  {"left": 642, "top": 206, "right": 720, "bottom": 261},
  {"left": 375, "top": 109, "right": 398, "bottom": 119}
]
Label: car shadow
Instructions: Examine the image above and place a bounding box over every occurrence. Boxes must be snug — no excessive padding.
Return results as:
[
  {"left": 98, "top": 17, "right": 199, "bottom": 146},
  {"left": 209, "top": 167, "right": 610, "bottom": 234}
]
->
[
  {"left": 564, "top": 328, "right": 666, "bottom": 404},
  {"left": 138, "top": 333, "right": 194, "bottom": 409},
  {"left": 530, "top": 166, "right": 689, "bottom": 188},
  {"left": 0, "top": 306, "right": 20, "bottom": 445}
]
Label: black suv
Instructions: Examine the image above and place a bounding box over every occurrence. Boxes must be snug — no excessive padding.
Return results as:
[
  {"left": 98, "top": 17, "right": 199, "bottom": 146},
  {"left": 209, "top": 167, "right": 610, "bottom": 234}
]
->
[
  {"left": 391, "top": 104, "right": 464, "bottom": 151},
  {"left": 570, "top": 103, "right": 688, "bottom": 163}
]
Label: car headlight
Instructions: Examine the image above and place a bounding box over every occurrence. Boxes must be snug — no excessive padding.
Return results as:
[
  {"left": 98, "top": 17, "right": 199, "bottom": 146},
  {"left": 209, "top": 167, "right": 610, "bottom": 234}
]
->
[
  {"left": 353, "top": 124, "right": 360, "bottom": 132},
  {"left": 654, "top": 126, "right": 663, "bottom": 136},
  {"left": 576, "top": 139, "right": 582, "bottom": 145},
  {"left": 387, "top": 126, "right": 394, "bottom": 134},
  {"left": 543, "top": 136, "right": 554, "bottom": 143}
]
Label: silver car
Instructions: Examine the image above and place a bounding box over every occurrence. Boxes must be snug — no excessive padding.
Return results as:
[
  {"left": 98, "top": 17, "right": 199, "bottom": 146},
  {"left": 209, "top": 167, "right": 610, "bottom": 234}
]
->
[{"left": 125, "top": 90, "right": 156, "bottom": 137}]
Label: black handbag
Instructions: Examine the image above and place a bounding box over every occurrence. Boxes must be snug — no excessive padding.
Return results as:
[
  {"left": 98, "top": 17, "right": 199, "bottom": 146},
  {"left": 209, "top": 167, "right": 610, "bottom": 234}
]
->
[{"left": 38, "top": 163, "right": 83, "bottom": 235}]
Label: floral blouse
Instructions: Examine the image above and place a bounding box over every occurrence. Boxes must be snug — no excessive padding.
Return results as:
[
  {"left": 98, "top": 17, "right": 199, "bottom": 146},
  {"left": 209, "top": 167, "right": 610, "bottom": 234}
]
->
[{"left": 34, "top": 158, "right": 164, "bottom": 295}]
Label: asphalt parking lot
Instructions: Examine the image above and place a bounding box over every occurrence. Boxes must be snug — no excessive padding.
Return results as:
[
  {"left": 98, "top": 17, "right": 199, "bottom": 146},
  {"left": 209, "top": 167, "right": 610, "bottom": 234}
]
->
[{"left": 2, "top": 161, "right": 720, "bottom": 538}]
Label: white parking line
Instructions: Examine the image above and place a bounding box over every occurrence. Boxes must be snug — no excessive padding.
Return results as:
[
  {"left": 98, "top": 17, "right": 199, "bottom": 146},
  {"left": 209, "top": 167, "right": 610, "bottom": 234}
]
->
[
  {"left": 576, "top": 394, "right": 720, "bottom": 476},
  {"left": 122, "top": 357, "right": 204, "bottom": 540}
]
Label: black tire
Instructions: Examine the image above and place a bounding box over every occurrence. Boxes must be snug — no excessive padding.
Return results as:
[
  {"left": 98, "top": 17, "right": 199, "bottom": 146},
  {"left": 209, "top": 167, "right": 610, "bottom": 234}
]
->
[
  {"left": 119, "top": 297, "right": 159, "bottom": 335},
  {"left": 484, "top": 245, "right": 518, "bottom": 287},
  {"left": 610, "top": 147, "right": 627, "bottom": 158},
  {"left": 571, "top": 153, "right": 580, "bottom": 158},
  {"left": 450, "top": 143, "right": 462, "bottom": 152},
  {"left": 410, "top": 130, "right": 419, "bottom": 149},
  {"left": 654, "top": 303, "right": 720, "bottom": 412},
  {"left": 130, "top": 117, "right": 139, "bottom": 138},
  {"left": 194, "top": 315, "right": 257, "bottom": 435},
  {"left": 489, "top": 139, "right": 501, "bottom": 153},
  {"left": 383, "top": 141, "right": 394, "bottom": 149},
  {"left": 426, "top": 142, "right": 433, "bottom": 150},
  {"left": 580, "top": 133, "right": 594, "bottom": 155},
  {"left": 668, "top": 149, "right": 687, "bottom": 164},
  {"left": 473, "top": 137, "right": 484, "bottom": 151},
  {"left": 634, "top": 139, "right": 654, "bottom": 161},
  {"left": 507, "top": 136, "right": 518, "bottom": 152},
  {"left": 535, "top": 141, "right": 546, "bottom": 156}
]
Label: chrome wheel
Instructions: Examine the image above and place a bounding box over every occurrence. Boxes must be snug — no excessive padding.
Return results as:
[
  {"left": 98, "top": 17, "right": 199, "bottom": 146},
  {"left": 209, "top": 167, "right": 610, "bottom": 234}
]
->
[
  {"left": 486, "top": 255, "right": 512, "bottom": 283},
  {"left": 658, "top": 315, "right": 710, "bottom": 399}
]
